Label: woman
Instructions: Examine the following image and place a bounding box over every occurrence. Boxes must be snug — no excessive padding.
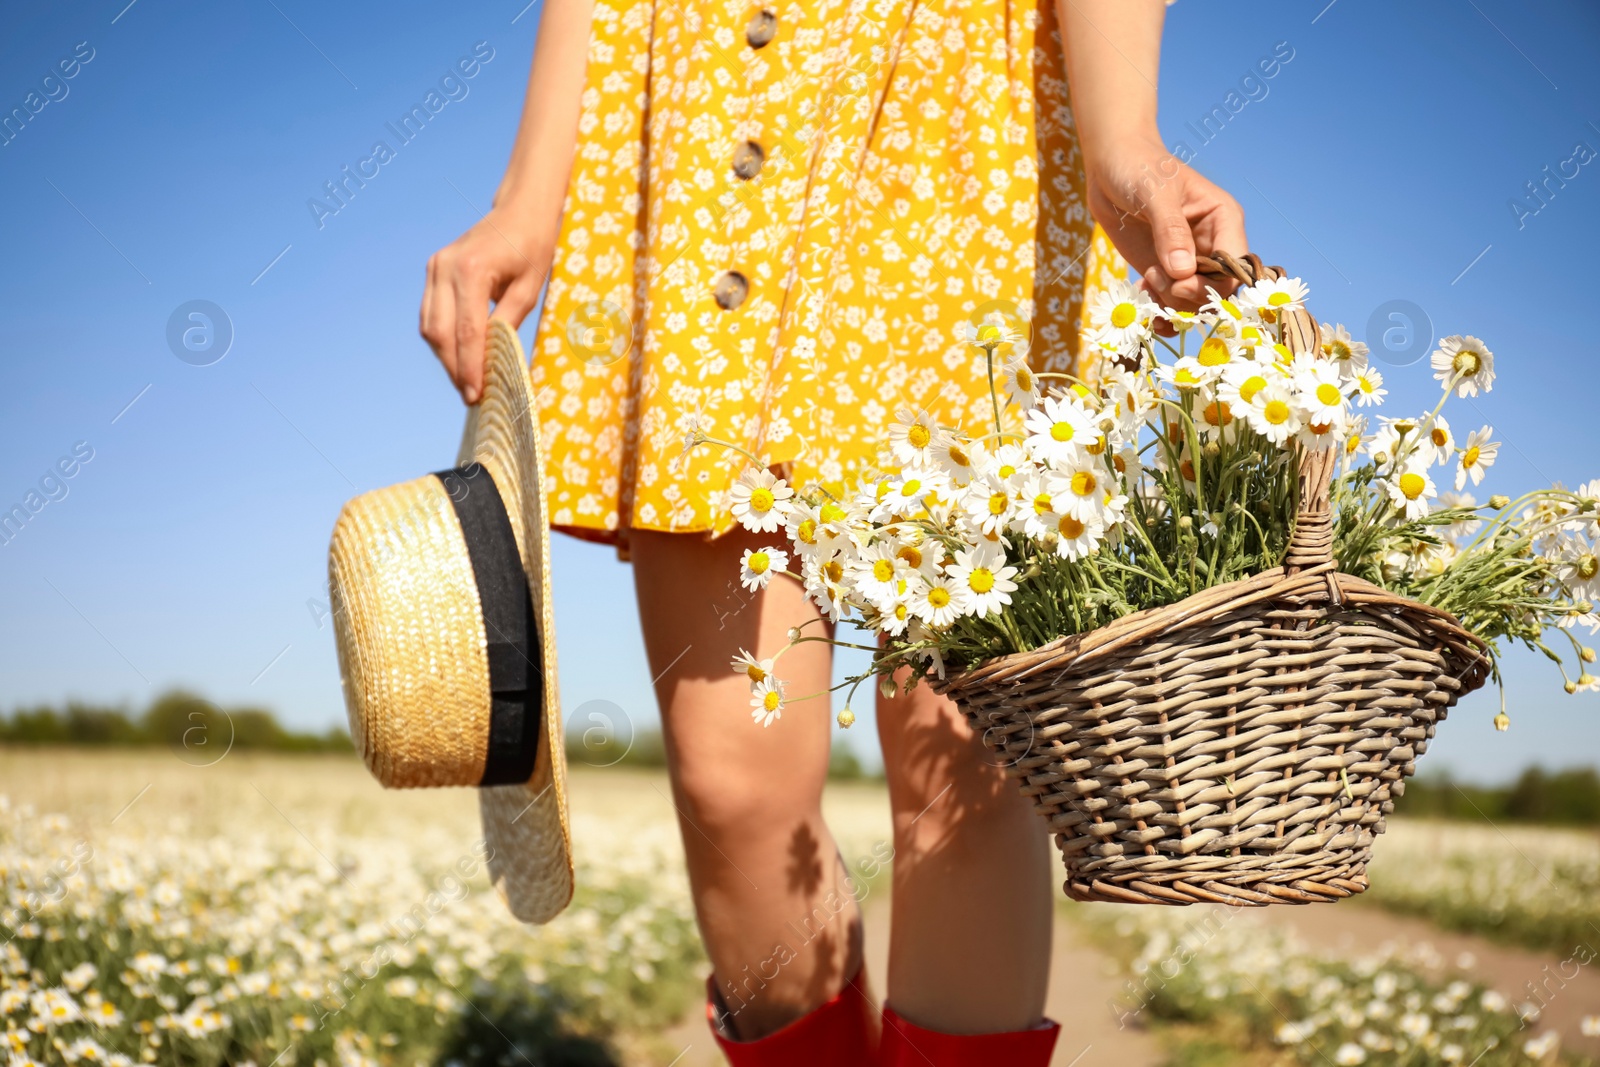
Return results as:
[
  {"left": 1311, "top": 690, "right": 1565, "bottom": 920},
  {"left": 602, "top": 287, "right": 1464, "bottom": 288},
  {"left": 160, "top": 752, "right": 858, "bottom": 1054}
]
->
[{"left": 421, "top": 0, "right": 1246, "bottom": 1059}]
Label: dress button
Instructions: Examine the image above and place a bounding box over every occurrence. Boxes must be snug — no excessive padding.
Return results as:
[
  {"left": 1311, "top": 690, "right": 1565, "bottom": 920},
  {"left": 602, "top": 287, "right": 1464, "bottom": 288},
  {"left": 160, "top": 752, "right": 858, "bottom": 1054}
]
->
[
  {"left": 713, "top": 271, "right": 749, "bottom": 310},
  {"left": 745, "top": 9, "right": 777, "bottom": 48},
  {"left": 732, "top": 141, "right": 765, "bottom": 180}
]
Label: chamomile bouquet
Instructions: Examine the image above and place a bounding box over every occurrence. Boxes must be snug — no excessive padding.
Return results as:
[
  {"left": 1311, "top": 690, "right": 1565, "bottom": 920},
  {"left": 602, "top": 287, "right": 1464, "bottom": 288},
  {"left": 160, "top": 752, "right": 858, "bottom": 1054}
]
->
[{"left": 687, "top": 273, "right": 1599, "bottom": 730}]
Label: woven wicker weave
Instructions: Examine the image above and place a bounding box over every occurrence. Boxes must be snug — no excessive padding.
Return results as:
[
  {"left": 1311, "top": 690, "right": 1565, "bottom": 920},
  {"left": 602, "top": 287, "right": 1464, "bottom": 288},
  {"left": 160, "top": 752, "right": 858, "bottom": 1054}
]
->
[{"left": 934, "top": 253, "right": 1492, "bottom": 907}]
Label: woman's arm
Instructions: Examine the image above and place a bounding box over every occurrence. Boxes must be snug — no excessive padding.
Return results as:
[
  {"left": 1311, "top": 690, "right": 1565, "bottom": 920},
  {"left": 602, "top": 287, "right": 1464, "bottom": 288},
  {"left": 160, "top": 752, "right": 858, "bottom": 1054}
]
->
[
  {"left": 1059, "top": 0, "right": 1248, "bottom": 307},
  {"left": 420, "top": 0, "right": 594, "bottom": 404}
]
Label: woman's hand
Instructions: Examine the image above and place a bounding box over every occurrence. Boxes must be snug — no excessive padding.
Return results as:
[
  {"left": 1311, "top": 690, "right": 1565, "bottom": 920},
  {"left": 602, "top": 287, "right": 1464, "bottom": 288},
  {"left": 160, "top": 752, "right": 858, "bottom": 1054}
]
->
[
  {"left": 1058, "top": 0, "right": 1249, "bottom": 310},
  {"left": 1085, "top": 134, "right": 1249, "bottom": 310},
  {"left": 420, "top": 210, "right": 553, "bottom": 405},
  {"left": 417, "top": 0, "right": 594, "bottom": 404}
]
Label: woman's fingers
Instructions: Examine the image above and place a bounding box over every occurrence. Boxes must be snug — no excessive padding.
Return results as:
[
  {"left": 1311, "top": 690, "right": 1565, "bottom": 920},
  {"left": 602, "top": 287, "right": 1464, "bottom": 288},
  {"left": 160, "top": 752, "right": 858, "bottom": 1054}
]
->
[
  {"left": 453, "top": 270, "right": 492, "bottom": 405},
  {"left": 421, "top": 252, "right": 460, "bottom": 391},
  {"left": 492, "top": 269, "right": 544, "bottom": 331}
]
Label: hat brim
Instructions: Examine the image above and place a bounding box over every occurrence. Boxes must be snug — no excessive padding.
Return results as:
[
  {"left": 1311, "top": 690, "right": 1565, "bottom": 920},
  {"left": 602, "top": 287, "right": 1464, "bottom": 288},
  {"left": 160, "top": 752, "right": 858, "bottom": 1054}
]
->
[{"left": 458, "top": 319, "right": 573, "bottom": 923}]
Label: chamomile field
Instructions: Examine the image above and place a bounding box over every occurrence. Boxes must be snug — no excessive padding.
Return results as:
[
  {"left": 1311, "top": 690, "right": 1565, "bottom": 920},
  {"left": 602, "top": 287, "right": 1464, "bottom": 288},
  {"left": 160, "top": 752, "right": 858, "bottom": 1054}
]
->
[{"left": 3, "top": 749, "right": 1597, "bottom": 1067}]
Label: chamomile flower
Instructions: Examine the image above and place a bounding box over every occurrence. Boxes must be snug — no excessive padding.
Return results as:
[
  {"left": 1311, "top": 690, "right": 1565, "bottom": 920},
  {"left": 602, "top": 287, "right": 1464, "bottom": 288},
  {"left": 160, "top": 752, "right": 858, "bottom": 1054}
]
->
[
  {"left": 1023, "top": 393, "right": 1097, "bottom": 465},
  {"left": 887, "top": 408, "right": 942, "bottom": 467},
  {"left": 1000, "top": 353, "right": 1040, "bottom": 410},
  {"left": 1011, "top": 470, "right": 1065, "bottom": 539},
  {"left": 1431, "top": 335, "right": 1495, "bottom": 397},
  {"left": 850, "top": 542, "right": 913, "bottom": 604},
  {"left": 1157, "top": 356, "right": 1208, "bottom": 392},
  {"left": 909, "top": 573, "right": 962, "bottom": 628},
  {"left": 1051, "top": 512, "right": 1104, "bottom": 560},
  {"left": 869, "top": 469, "right": 945, "bottom": 523},
  {"left": 1088, "top": 279, "right": 1159, "bottom": 352},
  {"left": 1420, "top": 415, "right": 1454, "bottom": 466},
  {"left": 961, "top": 469, "right": 1020, "bottom": 538},
  {"left": 1294, "top": 362, "right": 1349, "bottom": 429},
  {"left": 1554, "top": 534, "right": 1600, "bottom": 601},
  {"left": 739, "top": 546, "right": 789, "bottom": 592},
  {"left": 966, "top": 315, "right": 1019, "bottom": 350},
  {"left": 750, "top": 677, "right": 787, "bottom": 727},
  {"left": 1239, "top": 275, "right": 1310, "bottom": 314},
  {"left": 946, "top": 542, "right": 1019, "bottom": 618},
  {"left": 1352, "top": 366, "right": 1386, "bottom": 407},
  {"left": 730, "top": 649, "right": 774, "bottom": 685},
  {"left": 932, "top": 435, "right": 983, "bottom": 483},
  {"left": 1161, "top": 307, "right": 1211, "bottom": 332},
  {"left": 1201, "top": 286, "right": 1248, "bottom": 327},
  {"left": 729, "top": 467, "right": 794, "bottom": 534},
  {"left": 1245, "top": 381, "right": 1301, "bottom": 445},
  {"left": 1055, "top": 463, "right": 1118, "bottom": 523},
  {"left": 1320, "top": 322, "right": 1370, "bottom": 375},
  {"left": 1385, "top": 461, "right": 1437, "bottom": 521}
]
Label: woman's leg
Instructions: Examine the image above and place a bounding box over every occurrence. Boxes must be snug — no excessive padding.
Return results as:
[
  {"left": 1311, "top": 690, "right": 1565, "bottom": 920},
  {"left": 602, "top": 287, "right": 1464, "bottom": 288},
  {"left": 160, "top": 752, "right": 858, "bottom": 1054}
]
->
[
  {"left": 877, "top": 668, "right": 1053, "bottom": 1032},
  {"left": 631, "top": 528, "right": 864, "bottom": 1040}
]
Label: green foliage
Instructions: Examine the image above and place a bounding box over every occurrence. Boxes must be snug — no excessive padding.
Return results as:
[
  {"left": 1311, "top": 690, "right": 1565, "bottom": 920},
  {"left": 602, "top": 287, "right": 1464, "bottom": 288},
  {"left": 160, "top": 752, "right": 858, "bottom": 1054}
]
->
[
  {"left": 1393, "top": 766, "right": 1600, "bottom": 826},
  {"left": 0, "top": 690, "right": 354, "bottom": 753}
]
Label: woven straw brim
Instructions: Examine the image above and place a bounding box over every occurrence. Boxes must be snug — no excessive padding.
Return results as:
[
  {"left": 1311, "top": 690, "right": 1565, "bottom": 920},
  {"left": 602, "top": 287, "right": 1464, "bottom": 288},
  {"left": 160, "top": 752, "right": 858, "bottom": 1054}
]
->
[{"left": 329, "top": 319, "right": 571, "bottom": 924}]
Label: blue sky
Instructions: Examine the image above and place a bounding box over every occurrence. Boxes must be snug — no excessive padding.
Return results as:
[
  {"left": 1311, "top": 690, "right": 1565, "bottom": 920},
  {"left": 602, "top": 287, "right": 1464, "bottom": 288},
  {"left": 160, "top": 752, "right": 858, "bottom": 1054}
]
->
[{"left": 2, "top": 0, "right": 1597, "bottom": 781}]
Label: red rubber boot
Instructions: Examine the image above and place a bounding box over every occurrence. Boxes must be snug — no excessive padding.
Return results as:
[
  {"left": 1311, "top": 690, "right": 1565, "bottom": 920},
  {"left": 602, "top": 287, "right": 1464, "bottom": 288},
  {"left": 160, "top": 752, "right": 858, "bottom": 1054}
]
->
[
  {"left": 707, "top": 968, "right": 879, "bottom": 1066},
  {"left": 879, "top": 1005, "right": 1060, "bottom": 1067}
]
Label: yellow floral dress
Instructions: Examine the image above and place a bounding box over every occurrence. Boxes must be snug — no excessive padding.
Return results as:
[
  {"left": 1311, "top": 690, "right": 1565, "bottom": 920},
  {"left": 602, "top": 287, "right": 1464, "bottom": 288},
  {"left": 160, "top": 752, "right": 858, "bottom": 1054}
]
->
[{"left": 529, "top": 0, "right": 1125, "bottom": 557}]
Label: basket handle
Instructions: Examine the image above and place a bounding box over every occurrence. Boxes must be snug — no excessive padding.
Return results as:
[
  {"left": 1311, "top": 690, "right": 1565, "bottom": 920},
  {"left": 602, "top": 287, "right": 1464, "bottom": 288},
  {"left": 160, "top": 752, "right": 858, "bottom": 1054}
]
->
[{"left": 1194, "top": 253, "right": 1333, "bottom": 573}]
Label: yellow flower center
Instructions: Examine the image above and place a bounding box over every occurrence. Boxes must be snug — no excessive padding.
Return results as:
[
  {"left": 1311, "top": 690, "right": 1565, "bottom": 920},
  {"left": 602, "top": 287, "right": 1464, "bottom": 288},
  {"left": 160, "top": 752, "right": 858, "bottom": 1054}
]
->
[
  {"left": 907, "top": 423, "right": 931, "bottom": 449},
  {"left": 1346, "top": 433, "right": 1362, "bottom": 455},
  {"left": 749, "top": 487, "right": 774, "bottom": 512},
  {"left": 1086, "top": 435, "right": 1106, "bottom": 455},
  {"left": 1268, "top": 290, "right": 1292, "bottom": 307},
  {"left": 820, "top": 503, "right": 846, "bottom": 524},
  {"left": 797, "top": 518, "right": 818, "bottom": 544},
  {"left": 1309, "top": 421, "right": 1333, "bottom": 436},
  {"left": 1204, "top": 400, "right": 1233, "bottom": 427},
  {"left": 927, "top": 587, "right": 951, "bottom": 608},
  {"left": 968, "top": 568, "right": 995, "bottom": 594},
  {"left": 1462, "top": 446, "right": 1481, "bottom": 469},
  {"left": 947, "top": 444, "right": 970, "bottom": 466},
  {"left": 746, "top": 664, "right": 766, "bottom": 682},
  {"left": 1399, "top": 472, "right": 1426, "bottom": 500},
  {"left": 1263, "top": 399, "right": 1291, "bottom": 426},
  {"left": 988, "top": 492, "right": 1009, "bottom": 516},
  {"left": 977, "top": 324, "right": 1004, "bottom": 345},
  {"left": 873, "top": 558, "right": 895, "bottom": 582},
  {"left": 1431, "top": 427, "right": 1449, "bottom": 447},
  {"left": 897, "top": 545, "right": 922, "bottom": 568},
  {"left": 1359, "top": 376, "right": 1377, "bottom": 394},
  {"left": 894, "top": 603, "right": 908, "bottom": 620},
  {"left": 1453, "top": 350, "right": 1482, "bottom": 376},
  {"left": 1578, "top": 555, "right": 1599, "bottom": 581},
  {"left": 1219, "top": 298, "right": 1242, "bottom": 320},
  {"left": 998, "top": 464, "right": 1016, "bottom": 478},
  {"left": 1058, "top": 515, "right": 1085, "bottom": 538},
  {"left": 1316, "top": 383, "right": 1342, "bottom": 407},
  {"left": 1050, "top": 421, "right": 1074, "bottom": 442},
  {"left": 1033, "top": 492, "right": 1053, "bottom": 515},
  {"left": 1328, "top": 339, "right": 1351, "bottom": 361},
  {"left": 1239, "top": 375, "right": 1267, "bottom": 403},
  {"left": 1179, "top": 458, "right": 1196, "bottom": 482},
  {"left": 824, "top": 560, "right": 844, "bottom": 583},
  {"left": 875, "top": 480, "right": 892, "bottom": 501},
  {"left": 1173, "top": 367, "right": 1201, "bottom": 388},
  {"left": 899, "top": 479, "right": 922, "bottom": 497},
  {"left": 763, "top": 690, "right": 782, "bottom": 712},
  {"left": 1015, "top": 367, "right": 1035, "bottom": 391},
  {"left": 1110, "top": 302, "right": 1138, "bottom": 329},
  {"left": 1070, "top": 470, "right": 1097, "bottom": 497},
  {"left": 748, "top": 551, "right": 771, "bottom": 574},
  {"left": 1113, "top": 454, "right": 1126, "bottom": 474},
  {"left": 1198, "top": 338, "right": 1231, "bottom": 366}
]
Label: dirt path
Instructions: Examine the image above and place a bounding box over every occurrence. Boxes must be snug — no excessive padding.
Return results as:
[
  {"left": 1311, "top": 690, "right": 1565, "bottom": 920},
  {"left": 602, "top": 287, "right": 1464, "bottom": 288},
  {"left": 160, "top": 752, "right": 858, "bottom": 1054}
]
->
[
  {"left": 638, "top": 900, "right": 1164, "bottom": 1066},
  {"left": 1255, "top": 902, "right": 1600, "bottom": 1060}
]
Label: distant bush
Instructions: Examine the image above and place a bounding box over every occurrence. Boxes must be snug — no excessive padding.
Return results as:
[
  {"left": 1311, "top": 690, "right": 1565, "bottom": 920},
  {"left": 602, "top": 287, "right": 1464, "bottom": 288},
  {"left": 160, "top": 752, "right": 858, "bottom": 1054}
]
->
[
  {"left": 1394, "top": 765, "right": 1600, "bottom": 826},
  {"left": 0, "top": 690, "right": 354, "bottom": 753}
]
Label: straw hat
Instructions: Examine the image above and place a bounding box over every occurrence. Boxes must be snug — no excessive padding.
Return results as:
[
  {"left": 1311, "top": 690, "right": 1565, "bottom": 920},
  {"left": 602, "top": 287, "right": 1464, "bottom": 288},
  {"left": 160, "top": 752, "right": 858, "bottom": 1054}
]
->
[{"left": 327, "top": 318, "right": 571, "bottom": 923}]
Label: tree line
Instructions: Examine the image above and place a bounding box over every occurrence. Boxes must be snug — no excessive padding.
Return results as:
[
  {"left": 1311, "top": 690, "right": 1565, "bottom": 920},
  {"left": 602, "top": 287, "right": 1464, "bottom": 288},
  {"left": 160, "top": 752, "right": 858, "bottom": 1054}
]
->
[{"left": 0, "top": 691, "right": 353, "bottom": 752}]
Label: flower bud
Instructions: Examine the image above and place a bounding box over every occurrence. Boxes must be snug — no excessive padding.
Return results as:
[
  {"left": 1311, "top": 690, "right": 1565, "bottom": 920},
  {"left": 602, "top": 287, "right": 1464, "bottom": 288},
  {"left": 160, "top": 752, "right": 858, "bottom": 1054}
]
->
[
  {"left": 880, "top": 676, "right": 896, "bottom": 698},
  {"left": 1178, "top": 515, "right": 1193, "bottom": 530},
  {"left": 837, "top": 707, "right": 856, "bottom": 729},
  {"left": 1565, "top": 681, "right": 1579, "bottom": 695},
  {"left": 1493, "top": 711, "right": 1510, "bottom": 731},
  {"left": 1489, "top": 494, "right": 1511, "bottom": 510},
  {"left": 1582, "top": 648, "right": 1597, "bottom": 663}
]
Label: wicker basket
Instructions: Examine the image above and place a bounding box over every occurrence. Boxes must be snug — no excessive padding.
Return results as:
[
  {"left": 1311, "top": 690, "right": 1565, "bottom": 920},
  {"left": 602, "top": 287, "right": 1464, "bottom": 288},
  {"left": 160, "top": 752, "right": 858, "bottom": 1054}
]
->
[{"left": 934, "top": 253, "right": 1492, "bottom": 907}]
